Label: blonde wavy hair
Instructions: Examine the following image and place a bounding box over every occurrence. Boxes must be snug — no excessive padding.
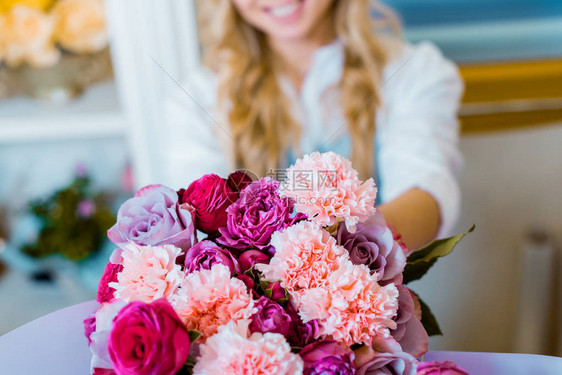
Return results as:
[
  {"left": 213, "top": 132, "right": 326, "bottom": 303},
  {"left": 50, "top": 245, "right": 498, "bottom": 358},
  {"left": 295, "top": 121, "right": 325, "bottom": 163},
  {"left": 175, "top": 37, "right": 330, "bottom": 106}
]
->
[{"left": 197, "top": 0, "right": 400, "bottom": 178}]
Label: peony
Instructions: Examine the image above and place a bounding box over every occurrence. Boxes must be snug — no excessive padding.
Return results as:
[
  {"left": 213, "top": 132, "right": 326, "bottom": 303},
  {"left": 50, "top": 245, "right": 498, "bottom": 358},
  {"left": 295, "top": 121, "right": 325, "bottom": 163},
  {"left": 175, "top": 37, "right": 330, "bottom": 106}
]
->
[
  {"left": 416, "top": 361, "right": 469, "bottom": 375},
  {"left": 0, "top": 5, "right": 60, "bottom": 68},
  {"left": 109, "top": 243, "right": 185, "bottom": 303},
  {"left": 184, "top": 240, "right": 239, "bottom": 275},
  {"left": 171, "top": 264, "right": 256, "bottom": 339},
  {"left": 237, "top": 249, "right": 270, "bottom": 273},
  {"left": 282, "top": 152, "right": 377, "bottom": 232},
  {"left": 96, "top": 260, "right": 122, "bottom": 303},
  {"left": 108, "top": 299, "right": 191, "bottom": 375},
  {"left": 193, "top": 320, "right": 303, "bottom": 375},
  {"left": 180, "top": 174, "right": 238, "bottom": 235},
  {"left": 107, "top": 184, "right": 196, "bottom": 252},
  {"left": 354, "top": 346, "right": 417, "bottom": 375},
  {"left": 249, "top": 296, "right": 293, "bottom": 337},
  {"left": 336, "top": 210, "right": 406, "bottom": 286},
  {"left": 300, "top": 339, "right": 356, "bottom": 375},
  {"left": 218, "top": 177, "right": 306, "bottom": 255},
  {"left": 52, "top": 0, "right": 108, "bottom": 54}
]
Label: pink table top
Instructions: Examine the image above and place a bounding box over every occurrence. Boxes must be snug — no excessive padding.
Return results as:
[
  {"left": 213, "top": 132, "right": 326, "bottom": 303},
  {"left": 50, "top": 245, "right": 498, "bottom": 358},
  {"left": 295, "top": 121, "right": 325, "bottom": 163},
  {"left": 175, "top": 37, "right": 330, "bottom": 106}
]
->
[{"left": 0, "top": 300, "right": 561, "bottom": 374}]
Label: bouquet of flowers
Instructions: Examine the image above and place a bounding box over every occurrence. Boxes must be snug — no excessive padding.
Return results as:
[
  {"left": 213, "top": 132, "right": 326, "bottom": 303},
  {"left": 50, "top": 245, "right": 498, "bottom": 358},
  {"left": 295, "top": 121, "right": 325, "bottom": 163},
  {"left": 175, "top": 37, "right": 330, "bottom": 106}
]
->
[{"left": 85, "top": 152, "right": 471, "bottom": 375}]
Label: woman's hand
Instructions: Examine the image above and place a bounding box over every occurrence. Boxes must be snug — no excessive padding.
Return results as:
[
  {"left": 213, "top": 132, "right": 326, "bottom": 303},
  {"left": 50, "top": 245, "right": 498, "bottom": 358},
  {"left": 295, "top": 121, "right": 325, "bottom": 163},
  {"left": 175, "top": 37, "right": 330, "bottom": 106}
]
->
[{"left": 377, "top": 188, "right": 441, "bottom": 251}]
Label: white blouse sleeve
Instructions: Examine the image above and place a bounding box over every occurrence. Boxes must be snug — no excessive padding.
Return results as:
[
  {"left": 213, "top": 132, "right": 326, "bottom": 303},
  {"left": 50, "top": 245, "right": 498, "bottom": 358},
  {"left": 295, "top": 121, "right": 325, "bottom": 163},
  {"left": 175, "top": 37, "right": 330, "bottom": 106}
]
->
[
  {"left": 160, "top": 68, "right": 231, "bottom": 189},
  {"left": 377, "top": 41, "right": 464, "bottom": 238}
]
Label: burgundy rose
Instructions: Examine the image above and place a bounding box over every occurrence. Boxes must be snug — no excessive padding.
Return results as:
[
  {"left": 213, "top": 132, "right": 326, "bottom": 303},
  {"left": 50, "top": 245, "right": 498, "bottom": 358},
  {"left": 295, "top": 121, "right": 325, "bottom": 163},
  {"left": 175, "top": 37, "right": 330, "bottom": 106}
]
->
[
  {"left": 238, "top": 249, "right": 270, "bottom": 272},
  {"left": 336, "top": 210, "right": 406, "bottom": 286},
  {"left": 226, "top": 170, "right": 254, "bottom": 193},
  {"left": 300, "top": 339, "right": 356, "bottom": 375},
  {"left": 181, "top": 174, "right": 238, "bottom": 235},
  {"left": 108, "top": 299, "right": 190, "bottom": 375},
  {"left": 96, "top": 261, "right": 123, "bottom": 303},
  {"left": 249, "top": 296, "right": 293, "bottom": 337},
  {"left": 217, "top": 177, "right": 307, "bottom": 255},
  {"left": 184, "top": 240, "right": 240, "bottom": 275},
  {"left": 416, "top": 361, "right": 469, "bottom": 375}
]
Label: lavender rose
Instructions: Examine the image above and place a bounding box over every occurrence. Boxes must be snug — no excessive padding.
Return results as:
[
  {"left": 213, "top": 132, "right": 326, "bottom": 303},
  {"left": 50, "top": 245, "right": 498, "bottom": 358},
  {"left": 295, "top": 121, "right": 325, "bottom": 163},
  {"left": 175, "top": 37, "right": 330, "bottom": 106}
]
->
[
  {"left": 249, "top": 296, "right": 293, "bottom": 337},
  {"left": 218, "top": 177, "right": 306, "bottom": 255},
  {"left": 392, "top": 286, "right": 429, "bottom": 359},
  {"left": 107, "top": 185, "right": 195, "bottom": 251},
  {"left": 238, "top": 249, "right": 271, "bottom": 272},
  {"left": 108, "top": 299, "right": 190, "bottom": 375},
  {"left": 416, "top": 361, "right": 469, "bottom": 375},
  {"left": 184, "top": 240, "right": 240, "bottom": 275},
  {"left": 96, "top": 261, "right": 122, "bottom": 303},
  {"left": 300, "top": 339, "right": 356, "bottom": 375},
  {"left": 180, "top": 174, "right": 238, "bottom": 235},
  {"left": 355, "top": 346, "right": 417, "bottom": 375},
  {"left": 336, "top": 210, "right": 406, "bottom": 285}
]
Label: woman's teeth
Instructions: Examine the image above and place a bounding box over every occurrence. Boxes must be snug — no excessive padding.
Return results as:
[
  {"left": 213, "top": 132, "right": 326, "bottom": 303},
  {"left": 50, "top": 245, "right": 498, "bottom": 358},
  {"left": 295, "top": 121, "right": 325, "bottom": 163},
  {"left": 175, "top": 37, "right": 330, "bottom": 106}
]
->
[{"left": 269, "top": 2, "right": 300, "bottom": 18}]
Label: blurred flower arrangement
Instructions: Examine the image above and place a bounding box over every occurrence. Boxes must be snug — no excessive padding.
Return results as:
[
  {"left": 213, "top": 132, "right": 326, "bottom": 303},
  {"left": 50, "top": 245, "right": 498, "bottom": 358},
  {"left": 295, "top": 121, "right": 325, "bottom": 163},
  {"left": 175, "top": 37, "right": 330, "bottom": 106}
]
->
[
  {"left": 0, "top": 0, "right": 112, "bottom": 99},
  {"left": 22, "top": 172, "right": 115, "bottom": 262}
]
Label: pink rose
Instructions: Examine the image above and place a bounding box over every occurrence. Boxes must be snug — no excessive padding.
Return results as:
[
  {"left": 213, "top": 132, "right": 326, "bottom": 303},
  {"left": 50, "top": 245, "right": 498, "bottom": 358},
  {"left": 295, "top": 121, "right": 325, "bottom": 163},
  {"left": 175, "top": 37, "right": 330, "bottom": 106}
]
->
[
  {"left": 108, "top": 299, "right": 190, "bottom": 375},
  {"left": 181, "top": 174, "right": 238, "bottom": 234},
  {"left": 96, "top": 261, "right": 122, "bottom": 303},
  {"left": 416, "top": 361, "right": 469, "bottom": 375}
]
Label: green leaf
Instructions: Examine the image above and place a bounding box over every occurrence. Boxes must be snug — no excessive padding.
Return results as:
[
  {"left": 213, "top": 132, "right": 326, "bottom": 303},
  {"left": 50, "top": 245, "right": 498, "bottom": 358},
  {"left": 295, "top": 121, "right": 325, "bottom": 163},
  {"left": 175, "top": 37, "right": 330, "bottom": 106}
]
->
[
  {"left": 403, "top": 225, "right": 474, "bottom": 284},
  {"left": 416, "top": 294, "right": 442, "bottom": 336},
  {"left": 188, "top": 330, "right": 202, "bottom": 344}
]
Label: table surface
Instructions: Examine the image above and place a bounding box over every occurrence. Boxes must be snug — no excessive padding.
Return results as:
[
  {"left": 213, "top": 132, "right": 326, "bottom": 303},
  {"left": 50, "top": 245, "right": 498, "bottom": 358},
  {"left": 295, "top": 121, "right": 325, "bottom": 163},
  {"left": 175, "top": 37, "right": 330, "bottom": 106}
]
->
[{"left": 1, "top": 301, "right": 561, "bottom": 375}]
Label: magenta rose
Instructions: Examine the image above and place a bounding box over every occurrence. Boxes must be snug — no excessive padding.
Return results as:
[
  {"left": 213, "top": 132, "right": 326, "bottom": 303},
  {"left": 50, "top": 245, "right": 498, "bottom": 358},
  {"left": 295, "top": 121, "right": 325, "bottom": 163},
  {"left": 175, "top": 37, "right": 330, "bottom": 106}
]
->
[
  {"left": 96, "top": 261, "right": 123, "bottom": 303},
  {"left": 184, "top": 240, "right": 240, "bottom": 275},
  {"left": 300, "top": 339, "right": 356, "bottom": 375},
  {"left": 226, "top": 170, "right": 254, "bottom": 193},
  {"left": 108, "top": 299, "right": 190, "bottom": 375},
  {"left": 218, "top": 177, "right": 307, "bottom": 255},
  {"left": 391, "top": 286, "right": 429, "bottom": 359},
  {"left": 249, "top": 296, "right": 293, "bottom": 337},
  {"left": 416, "top": 361, "right": 469, "bottom": 375},
  {"left": 238, "top": 249, "right": 270, "bottom": 272},
  {"left": 355, "top": 346, "right": 417, "bottom": 375},
  {"left": 107, "top": 185, "right": 196, "bottom": 251},
  {"left": 336, "top": 210, "right": 406, "bottom": 286},
  {"left": 180, "top": 174, "right": 238, "bottom": 235}
]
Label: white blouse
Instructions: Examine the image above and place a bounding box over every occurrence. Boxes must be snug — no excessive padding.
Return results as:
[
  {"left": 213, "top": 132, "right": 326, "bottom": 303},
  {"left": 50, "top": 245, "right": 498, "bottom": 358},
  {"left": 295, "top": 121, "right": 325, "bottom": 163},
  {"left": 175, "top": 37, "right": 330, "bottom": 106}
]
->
[{"left": 162, "top": 39, "right": 464, "bottom": 237}]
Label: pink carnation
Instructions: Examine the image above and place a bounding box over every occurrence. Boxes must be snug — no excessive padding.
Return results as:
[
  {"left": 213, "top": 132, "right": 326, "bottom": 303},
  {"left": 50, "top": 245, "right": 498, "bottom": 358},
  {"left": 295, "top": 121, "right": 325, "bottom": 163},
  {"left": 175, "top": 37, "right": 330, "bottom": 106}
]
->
[
  {"left": 257, "top": 220, "right": 348, "bottom": 297},
  {"left": 323, "top": 262, "right": 399, "bottom": 347},
  {"left": 193, "top": 320, "right": 303, "bottom": 375},
  {"left": 282, "top": 152, "right": 377, "bottom": 232},
  {"left": 109, "top": 243, "right": 185, "bottom": 303},
  {"left": 259, "top": 221, "right": 399, "bottom": 348},
  {"left": 171, "top": 264, "right": 256, "bottom": 339}
]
